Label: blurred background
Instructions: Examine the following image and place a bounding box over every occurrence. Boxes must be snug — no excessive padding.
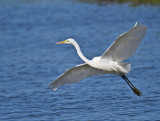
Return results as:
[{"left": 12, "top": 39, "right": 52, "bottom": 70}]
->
[{"left": 0, "top": 0, "right": 160, "bottom": 120}]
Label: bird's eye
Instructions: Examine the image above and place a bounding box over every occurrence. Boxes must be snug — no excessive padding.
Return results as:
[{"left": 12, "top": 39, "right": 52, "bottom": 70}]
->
[{"left": 65, "top": 40, "right": 69, "bottom": 42}]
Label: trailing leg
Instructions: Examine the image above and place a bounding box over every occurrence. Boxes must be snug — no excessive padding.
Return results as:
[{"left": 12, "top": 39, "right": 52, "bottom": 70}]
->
[{"left": 116, "top": 73, "right": 142, "bottom": 96}]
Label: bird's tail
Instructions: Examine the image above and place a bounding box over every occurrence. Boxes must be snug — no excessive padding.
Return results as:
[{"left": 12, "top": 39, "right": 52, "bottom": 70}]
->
[{"left": 118, "top": 63, "right": 131, "bottom": 74}]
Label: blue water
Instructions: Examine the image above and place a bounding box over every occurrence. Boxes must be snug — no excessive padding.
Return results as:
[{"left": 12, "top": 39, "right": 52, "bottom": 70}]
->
[{"left": 0, "top": 0, "right": 160, "bottom": 120}]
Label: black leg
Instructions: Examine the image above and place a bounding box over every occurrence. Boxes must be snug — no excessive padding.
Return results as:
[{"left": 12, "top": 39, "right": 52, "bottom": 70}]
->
[{"left": 117, "top": 73, "right": 142, "bottom": 96}]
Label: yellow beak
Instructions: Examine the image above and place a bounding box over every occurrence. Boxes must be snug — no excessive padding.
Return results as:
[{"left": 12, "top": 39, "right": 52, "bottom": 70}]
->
[{"left": 56, "top": 41, "right": 66, "bottom": 44}]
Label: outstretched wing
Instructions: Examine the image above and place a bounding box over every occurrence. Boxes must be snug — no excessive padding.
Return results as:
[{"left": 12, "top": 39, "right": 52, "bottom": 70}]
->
[
  {"left": 102, "top": 22, "right": 147, "bottom": 62},
  {"left": 49, "top": 63, "right": 107, "bottom": 91}
]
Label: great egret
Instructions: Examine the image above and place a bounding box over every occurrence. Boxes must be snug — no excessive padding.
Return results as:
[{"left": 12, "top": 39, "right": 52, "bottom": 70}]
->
[{"left": 49, "top": 22, "right": 147, "bottom": 96}]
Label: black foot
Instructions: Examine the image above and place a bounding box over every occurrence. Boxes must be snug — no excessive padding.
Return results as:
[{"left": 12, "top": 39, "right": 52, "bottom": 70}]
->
[{"left": 132, "top": 87, "right": 142, "bottom": 96}]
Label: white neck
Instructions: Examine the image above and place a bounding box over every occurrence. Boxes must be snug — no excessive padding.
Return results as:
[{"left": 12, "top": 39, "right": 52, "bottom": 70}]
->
[{"left": 72, "top": 41, "right": 91, "bottom": 64}]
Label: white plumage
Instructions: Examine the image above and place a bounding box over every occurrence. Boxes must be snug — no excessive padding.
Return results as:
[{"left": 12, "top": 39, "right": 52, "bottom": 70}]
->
[{"left": 49, "top": 22, "right": 147, "bottom": 96}]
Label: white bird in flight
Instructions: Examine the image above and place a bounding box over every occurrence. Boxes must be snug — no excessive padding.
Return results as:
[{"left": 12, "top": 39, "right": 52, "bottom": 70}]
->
[{"left": 49, "top": 22, "right": 147, "bottom": 96}]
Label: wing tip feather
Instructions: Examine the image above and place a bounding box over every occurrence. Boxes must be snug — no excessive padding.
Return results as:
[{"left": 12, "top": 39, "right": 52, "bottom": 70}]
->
[
  {"left": 48, "top": 82, "right": 58, "bottom": 91},
  {"left": 54, "top": 88, "right": 57, "bottom": 91},
  {"left": 48, "top": 84, "right": 58, "bottom": 91},
  {"left": 134, "top": 22, "right": 147, "bottom": 30}
]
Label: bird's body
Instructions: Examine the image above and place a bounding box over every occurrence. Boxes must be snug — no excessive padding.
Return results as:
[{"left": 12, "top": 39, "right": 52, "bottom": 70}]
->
[
  {"left": 91, "top": 56, "right": 114, "bottom": 71},
  {"left": 49, "top": 22, "right": 147, "bottom": 96},
  {"left": 89, "top": 56, "right": 129, "bottom": 74}
]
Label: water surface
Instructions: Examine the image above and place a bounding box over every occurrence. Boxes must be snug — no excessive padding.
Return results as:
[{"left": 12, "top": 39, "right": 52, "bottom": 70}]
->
[{"left": 0, "top": 0, "right": 160, "bottom": 120}]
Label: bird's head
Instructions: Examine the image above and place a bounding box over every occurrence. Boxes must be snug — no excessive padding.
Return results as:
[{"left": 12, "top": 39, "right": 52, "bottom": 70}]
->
[{"left": 56, "top": 38, "right": 75, "bottom": 44}]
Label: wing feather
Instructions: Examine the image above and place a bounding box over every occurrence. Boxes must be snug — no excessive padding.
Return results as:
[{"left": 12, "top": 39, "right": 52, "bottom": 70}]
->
[
  {"left": 102, "top": 22, "right": 147, "bottom": 62},
  {"left": 49, "top": 63, "right": 107, "bottom": 91}
]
